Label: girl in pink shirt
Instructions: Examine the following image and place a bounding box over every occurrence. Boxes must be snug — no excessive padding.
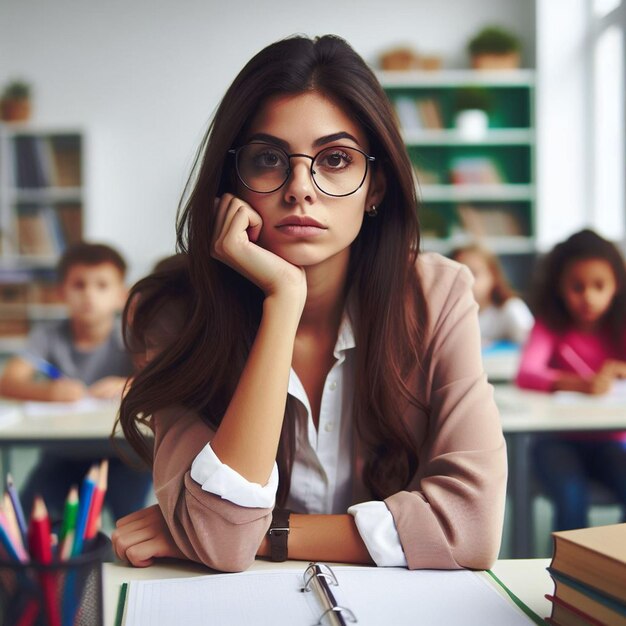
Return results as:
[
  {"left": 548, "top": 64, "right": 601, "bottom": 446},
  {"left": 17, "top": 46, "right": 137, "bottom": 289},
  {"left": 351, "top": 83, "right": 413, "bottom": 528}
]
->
[{"left": 516, "top": 229, "right": 626, "bottom": 530}]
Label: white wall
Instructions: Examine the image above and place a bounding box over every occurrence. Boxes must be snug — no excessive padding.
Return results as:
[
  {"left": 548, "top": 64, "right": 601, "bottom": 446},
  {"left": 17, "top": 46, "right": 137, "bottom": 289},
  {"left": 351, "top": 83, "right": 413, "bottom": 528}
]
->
[{"left": 0, "top": 0, "right": 535, "bottom": 280}]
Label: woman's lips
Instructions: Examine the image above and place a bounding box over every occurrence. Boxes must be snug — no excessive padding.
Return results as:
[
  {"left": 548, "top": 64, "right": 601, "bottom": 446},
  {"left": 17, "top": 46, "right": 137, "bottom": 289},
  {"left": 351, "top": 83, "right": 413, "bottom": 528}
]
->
[{"left": 275, "top": 215, "right": 327, "bottom": 237}]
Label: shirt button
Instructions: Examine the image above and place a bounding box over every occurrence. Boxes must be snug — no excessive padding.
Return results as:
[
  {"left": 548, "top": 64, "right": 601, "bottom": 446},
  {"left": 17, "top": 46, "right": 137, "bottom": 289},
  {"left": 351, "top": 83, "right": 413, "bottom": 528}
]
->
[
  {"left": 329, "top": 381, "right": 337, "bottom": 391},
  {"left": 324, "top": 422, "right": 334, "bottom": 432}
]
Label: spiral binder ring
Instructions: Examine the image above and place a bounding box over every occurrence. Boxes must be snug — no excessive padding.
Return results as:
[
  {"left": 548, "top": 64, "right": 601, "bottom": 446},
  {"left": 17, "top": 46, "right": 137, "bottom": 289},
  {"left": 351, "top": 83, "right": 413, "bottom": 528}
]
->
[
  {"left": 301, "top": 562, "right": 339, "bottom": 592},
  {"left": 315, "top": 606, "right": 358, "bottom": 625}
]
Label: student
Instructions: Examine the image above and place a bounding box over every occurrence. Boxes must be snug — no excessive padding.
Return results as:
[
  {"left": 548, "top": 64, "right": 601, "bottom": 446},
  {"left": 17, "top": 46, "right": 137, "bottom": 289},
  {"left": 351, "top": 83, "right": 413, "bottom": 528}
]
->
[
  {"left": 0, "top": 242, "right": 153, "bottom": 520},
  {"left": 516, "top": 229, "right": 626, "bottom": 530},
  {"left": 112, "top": 34, "right": 506, "bottom": 572},
  {"left": 451, "top": 244, "right": 533, "bottom": 346}
]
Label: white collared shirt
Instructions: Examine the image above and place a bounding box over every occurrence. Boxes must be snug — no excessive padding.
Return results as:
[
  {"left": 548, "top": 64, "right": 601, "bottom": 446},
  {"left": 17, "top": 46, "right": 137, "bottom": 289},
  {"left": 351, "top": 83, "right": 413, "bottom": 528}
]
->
[{"left": 190, "top": 314, "right": 407, "bottom": 566}]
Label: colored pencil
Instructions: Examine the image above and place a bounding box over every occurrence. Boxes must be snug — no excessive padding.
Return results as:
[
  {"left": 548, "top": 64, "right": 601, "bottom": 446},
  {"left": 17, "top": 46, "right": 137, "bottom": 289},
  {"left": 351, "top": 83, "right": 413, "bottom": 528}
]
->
[
  {"left": 560, "top": 344, "right": 595, "bottom": 378},
  {"left": 84, "top": 460, "right": 108, "bottom": 541},
  {"left": 0, "top": 509, "right": 27, "bottom": 562},
  {"left": 28, "top": 496, "right": 60, "bottom": 626},
  {"left": 6, "top": 474, "right": 27, "bottom": 543},
  {"left": 59, "top": 486, "right": 79, "bottom": 544},
  {"left": 71, "top": 464, "right": 98, "bottom": 557},
  {"left": 3, "top": 493, "right": 26, "bottom": 554}
]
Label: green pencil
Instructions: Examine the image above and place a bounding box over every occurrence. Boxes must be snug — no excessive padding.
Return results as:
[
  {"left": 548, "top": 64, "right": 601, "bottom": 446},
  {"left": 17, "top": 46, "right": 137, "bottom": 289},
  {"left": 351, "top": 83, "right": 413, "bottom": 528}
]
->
[{"left": 59, "top": 485, "right": 79, "bottom": 543}]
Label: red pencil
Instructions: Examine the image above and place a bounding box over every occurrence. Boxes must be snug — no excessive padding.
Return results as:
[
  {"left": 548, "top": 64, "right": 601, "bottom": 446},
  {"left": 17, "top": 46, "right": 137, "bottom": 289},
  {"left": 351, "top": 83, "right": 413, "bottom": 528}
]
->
[
  {"left": 84, "top": 459, "right": 108, "bottom": 541},
  {"left": 27, "top": 496, "right": 60, "bottom": 626}
]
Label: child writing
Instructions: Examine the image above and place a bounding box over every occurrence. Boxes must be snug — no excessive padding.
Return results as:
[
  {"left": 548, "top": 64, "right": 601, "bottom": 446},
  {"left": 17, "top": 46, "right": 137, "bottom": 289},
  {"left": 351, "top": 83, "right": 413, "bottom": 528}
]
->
[
  {"left": 112, "top": 34, "right": 507, "bottom": 572},
  {"left": 0, "top": 242, "right": 153, "bottom": 521},
  {"left": 516, "top": 229, "right": 626, "bottom": 530},
  {"left": 451, "top": 244, "right": 533, "bottom": 346}
]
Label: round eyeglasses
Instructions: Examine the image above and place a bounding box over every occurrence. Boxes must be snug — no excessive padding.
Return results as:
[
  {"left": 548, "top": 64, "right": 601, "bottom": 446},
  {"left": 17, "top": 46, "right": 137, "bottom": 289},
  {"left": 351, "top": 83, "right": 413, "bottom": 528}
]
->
[{"left": 228, "top": 142, "right": 376, "bottom": 197}]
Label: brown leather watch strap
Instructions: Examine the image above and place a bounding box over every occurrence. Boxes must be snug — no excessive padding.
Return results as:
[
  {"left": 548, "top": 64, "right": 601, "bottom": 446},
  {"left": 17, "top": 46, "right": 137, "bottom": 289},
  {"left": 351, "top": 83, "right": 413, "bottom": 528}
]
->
[{"left": 268, "top": 508, "right": 291, "bottom": 562}]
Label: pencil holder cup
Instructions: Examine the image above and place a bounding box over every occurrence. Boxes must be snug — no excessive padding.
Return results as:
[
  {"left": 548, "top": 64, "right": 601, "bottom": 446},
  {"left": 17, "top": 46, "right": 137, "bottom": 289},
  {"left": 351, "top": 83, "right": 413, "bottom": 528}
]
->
[{"left": 0, "top": 531, "right": 110, "bottom": 626}]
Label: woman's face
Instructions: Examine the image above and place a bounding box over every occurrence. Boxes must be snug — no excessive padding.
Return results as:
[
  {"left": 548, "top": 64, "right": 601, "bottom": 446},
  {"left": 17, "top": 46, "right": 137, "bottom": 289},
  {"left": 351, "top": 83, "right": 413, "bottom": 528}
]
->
[
  {"left": 455, "top": 251, "right": 494, "bottom": 309},
  {"left": 234, "top": 91, "right": 384, "bottom": 268},
  {"left": 560, "top": 257, "right": 617, "bottom": 327}
]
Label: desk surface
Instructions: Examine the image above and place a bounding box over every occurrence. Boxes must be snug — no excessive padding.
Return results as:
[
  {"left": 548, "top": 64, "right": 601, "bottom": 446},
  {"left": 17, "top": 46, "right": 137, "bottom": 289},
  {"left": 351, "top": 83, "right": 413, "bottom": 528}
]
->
[
  {"left": 104, "top": 558, "right": 553, "bottom": 625},
  {"left": 0, "top": 400, "right": 120, "bottom": 442},
  {"left": 495, "top": 384, "right": 626, "bottom": 432}
]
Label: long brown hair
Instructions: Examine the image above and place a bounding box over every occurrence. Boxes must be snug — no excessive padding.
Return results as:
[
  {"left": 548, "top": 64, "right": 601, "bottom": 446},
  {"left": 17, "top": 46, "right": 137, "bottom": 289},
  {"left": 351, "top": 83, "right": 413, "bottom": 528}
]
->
[{"left": 119, "top": 34, "right": 426, "bottom": 503}]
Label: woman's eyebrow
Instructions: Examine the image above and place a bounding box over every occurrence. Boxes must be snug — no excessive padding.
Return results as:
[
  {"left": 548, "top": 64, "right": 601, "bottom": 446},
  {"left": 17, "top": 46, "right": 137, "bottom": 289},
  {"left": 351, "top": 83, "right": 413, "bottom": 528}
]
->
[
  {"left": 313, "top": 132, "right": 360, "bottom": 147},
  {"left": 246, "top": 133, "right": 289, "bottom": 151}
]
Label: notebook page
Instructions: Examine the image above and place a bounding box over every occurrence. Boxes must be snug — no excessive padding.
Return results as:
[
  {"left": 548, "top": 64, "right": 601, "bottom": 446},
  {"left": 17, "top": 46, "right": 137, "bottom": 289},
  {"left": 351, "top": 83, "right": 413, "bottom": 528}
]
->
[
  {"left": 554, "top": 379, "right": 626, "bottom": 405},
  {"left": 125, "top": 569, "right": 321, "bottom": 626},
  {"left": 23, "top": 397, "right": 116, "bottom": 417},
  {"left": 123, "top": 566, "right": 532, "bottom": 626}
]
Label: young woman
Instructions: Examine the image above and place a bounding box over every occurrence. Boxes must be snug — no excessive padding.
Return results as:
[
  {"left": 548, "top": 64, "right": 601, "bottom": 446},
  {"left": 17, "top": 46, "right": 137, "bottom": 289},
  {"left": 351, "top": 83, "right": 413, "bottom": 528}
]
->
[
  {"left": 112, "top": 35, "right": 506, "bottom": 572},
  {"left": 517, "top": 229, "right": 626, "bottom": 530},
  {"left": 451, "top": 244, "right": 533, "bottom": 346}
]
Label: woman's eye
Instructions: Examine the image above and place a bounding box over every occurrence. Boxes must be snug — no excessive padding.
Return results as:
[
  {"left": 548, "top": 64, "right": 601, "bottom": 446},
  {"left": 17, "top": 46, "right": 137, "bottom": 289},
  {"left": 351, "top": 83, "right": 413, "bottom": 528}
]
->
[
  {"left": 318, "top": 150, "right": 352, "bottom": 169},
  {"left": 254, "top": 150, "right": 285, "bottom": 168}
]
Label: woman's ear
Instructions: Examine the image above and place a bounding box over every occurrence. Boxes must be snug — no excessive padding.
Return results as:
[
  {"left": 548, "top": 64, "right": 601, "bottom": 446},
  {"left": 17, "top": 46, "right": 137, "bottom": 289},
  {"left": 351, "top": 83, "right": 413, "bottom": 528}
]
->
[{"left": 365, "top": 166, "right": 386, "bottom": 212}]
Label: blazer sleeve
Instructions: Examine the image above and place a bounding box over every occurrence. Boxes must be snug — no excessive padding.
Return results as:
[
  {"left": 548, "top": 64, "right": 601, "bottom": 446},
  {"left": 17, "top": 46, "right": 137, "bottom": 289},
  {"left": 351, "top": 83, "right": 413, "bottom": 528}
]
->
[
  {"left": 152, "top": 405, "right": 272, "bottom": 572},
  {"left": 515, "top": 321, "right": 559, "bottom": 391},
  {"left": 385, "top": 260, "right": 507, "bottom": 571}
]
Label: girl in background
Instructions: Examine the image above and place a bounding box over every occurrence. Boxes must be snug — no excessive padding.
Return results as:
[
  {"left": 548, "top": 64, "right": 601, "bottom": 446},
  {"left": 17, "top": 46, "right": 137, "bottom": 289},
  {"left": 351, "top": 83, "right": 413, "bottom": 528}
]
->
[
  {"left": 451, "top": 244, "right": 533, "bottom": 346},
  {"left": 516, "top": 228, "right": 626, "bottom": 530},
  {"left": 111, "top": 34, "right": 506, "bottom": 572}
]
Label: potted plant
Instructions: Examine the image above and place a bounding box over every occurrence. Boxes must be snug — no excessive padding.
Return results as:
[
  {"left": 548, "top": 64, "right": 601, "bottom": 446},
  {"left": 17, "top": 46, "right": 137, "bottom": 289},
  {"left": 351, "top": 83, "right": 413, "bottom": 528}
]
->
[
  {"left": 1, "top": 80, "right": 32, "bottom": 122},
  {"left": 453, "top": 87, "right": 492, "bottom": 139},
  {"left": 467, "top": 26, "right": 521, "bottom": 69}
]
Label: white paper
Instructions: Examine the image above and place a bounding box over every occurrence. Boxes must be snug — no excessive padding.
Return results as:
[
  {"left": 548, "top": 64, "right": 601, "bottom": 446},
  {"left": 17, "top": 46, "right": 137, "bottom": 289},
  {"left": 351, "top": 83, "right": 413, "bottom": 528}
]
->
[
  {"left": 23, "top": 397, "right": 116, "bottom": 418},
  {"left": 122, "top": 566, "right": 533, "bottom": 626},
  {"left": 555, "top": 379, "right": 626, "bottom": 405},
  {"left": 0, "top": 405, "right": 21, "bottom": 428}
]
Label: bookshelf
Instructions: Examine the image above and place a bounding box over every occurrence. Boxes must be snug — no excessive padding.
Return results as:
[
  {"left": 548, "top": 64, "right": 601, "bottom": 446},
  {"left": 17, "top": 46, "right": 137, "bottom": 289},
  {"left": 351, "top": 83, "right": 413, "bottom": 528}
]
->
[
  {"left": 0, "top": 124, "right": 84, "bottom": 351},
  {"left": 377, "top": 69, "right": 536, "bottom": 256}
]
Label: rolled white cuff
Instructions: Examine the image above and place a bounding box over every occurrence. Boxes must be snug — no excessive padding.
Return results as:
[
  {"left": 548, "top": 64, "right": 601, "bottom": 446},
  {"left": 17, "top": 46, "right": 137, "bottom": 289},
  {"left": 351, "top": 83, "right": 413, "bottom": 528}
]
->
[
  {"left": 347, "top": 501, "right": 408, "bottom": 567},
  {"left": 190, "top": 442, "right": 278, "bottom": 508}
]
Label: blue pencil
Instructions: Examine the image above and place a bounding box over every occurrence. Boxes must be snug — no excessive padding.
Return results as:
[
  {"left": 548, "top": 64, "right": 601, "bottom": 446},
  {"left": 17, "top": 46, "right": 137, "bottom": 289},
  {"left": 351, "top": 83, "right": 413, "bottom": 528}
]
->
[
  {"left": 21, "top": 352, "right": 64, "bottom": 380},
  {"left": 71, "top": 464, "right": 98, "bottom": 557},
  {"left": 6, "top": 474, "right": 27, "bottom": 544}
]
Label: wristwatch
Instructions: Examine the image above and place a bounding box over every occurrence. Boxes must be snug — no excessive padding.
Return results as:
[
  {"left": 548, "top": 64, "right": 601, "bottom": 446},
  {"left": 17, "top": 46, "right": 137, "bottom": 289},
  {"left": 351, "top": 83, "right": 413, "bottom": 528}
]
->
[{"left": 268, "top": 508, "right": 291, "bottom": 562}]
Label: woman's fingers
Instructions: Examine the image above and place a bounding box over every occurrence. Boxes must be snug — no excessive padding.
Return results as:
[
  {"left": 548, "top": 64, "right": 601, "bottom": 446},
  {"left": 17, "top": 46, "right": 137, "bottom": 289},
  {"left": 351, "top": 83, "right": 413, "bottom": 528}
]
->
[{"left": 115, "top": 503, "right": 161, "bottom": 528}]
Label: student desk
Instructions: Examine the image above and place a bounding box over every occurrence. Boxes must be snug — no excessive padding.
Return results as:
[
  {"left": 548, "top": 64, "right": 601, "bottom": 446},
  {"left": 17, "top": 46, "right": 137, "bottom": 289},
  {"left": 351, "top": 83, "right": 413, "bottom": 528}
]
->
[
  {"left": 494, "top": 384, "right": 626, "bottom": 557},
  {"left": 0, "top": 400, "right": 123, "bottom": 479},
  {"left": 104, "top": 558, "right": 552, "bottom": 626}
]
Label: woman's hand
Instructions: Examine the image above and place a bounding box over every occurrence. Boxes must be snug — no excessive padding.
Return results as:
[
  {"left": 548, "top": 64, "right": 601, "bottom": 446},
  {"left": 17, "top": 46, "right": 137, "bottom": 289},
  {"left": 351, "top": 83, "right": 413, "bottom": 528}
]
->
[
  {"left": 599, "top": 359, "right": 626, "bottom": 379},
  {"left": 582, "top": 373, "right": 613, "bottom": 395},
  {"left": 112, "top": 504, "right": 186, "bottom": 567},
  {"left": 212, "top": 194, "right": 306, "bottom": 304}
]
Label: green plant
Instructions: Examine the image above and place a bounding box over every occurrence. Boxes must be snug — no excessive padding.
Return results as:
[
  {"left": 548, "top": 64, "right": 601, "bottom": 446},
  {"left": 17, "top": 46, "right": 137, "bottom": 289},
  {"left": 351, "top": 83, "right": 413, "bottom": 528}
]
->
[
  {"left": 454, "top": 87, "right": 492, "bottom": 112},
  {"left": 468, "top": 26, "right": 521, "bottom": 56},
  {"left": 2, "top": 80, "right": 31, "bottom": 100}
]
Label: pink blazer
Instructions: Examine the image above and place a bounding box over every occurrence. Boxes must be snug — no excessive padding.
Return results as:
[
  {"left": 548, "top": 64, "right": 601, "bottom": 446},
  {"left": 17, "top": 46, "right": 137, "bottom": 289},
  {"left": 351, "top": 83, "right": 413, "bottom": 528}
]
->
[{"left": 151, "top": 253, "right": 507, "bottom": 572}]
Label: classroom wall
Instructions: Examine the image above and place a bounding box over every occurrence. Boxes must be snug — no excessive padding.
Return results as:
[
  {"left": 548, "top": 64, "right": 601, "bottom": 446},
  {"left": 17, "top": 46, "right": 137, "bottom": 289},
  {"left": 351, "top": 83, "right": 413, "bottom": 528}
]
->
[{"left": 0, "top": 0, "right": 535, "bottom": 280}]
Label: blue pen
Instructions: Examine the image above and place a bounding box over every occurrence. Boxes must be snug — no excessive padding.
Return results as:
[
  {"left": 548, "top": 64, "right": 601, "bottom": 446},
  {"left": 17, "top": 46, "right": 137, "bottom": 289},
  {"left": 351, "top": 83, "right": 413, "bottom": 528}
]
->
[
  {"left": 22, "top": 352, "right": 64, "bottom": 379},
  {"left": 71, "top": 464, "right": 98, "bottom": 557}
]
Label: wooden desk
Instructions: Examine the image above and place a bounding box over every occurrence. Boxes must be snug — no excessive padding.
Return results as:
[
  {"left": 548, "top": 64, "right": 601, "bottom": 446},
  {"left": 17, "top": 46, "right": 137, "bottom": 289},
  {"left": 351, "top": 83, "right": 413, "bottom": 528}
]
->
[
  {"left": 495, "top": 384, "right": 626, "bottom": 557},
  {"left": 104, "top": 558, "right": 553, "bottom": 626}
]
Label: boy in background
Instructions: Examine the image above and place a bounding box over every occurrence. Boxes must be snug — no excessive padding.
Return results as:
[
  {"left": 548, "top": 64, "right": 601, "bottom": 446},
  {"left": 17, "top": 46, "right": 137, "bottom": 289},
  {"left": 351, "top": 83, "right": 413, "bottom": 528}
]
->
[{"left": 0, "top": 242, "right": 152, "bottom": 521}]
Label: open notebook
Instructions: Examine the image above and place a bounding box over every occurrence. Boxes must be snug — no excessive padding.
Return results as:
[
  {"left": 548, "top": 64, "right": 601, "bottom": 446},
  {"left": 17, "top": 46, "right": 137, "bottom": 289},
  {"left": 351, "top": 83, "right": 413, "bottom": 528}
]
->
[{"left": 116, "top": 563, "right": 539, "bottom": 626}]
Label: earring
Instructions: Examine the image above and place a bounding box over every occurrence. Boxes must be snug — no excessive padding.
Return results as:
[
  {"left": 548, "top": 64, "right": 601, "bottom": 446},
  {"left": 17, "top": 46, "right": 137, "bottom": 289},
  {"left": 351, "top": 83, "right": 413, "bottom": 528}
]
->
[{"left": 366, "top": 204, "right": 378, "bottom": 217}]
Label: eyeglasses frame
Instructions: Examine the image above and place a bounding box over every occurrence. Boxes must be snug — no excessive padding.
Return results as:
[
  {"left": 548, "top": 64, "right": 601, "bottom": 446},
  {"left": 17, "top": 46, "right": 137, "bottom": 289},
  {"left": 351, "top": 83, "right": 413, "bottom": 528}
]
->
[{"left": 228, "top": 142, "right": 376, "bottom": 198}]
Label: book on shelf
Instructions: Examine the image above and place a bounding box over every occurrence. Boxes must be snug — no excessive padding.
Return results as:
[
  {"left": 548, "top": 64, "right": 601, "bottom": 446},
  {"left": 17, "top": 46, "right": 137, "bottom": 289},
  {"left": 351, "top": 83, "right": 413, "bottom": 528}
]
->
[
  {"left": 11, "top": 134, "right": 81, "bottom": 188},
  {"left": 550, "top": 523, "right": 626, "bottom": 605},
  {"left": 457, "top": 204, "right": 525, "bottom": 237},
  {"left": 392, "top": 96, "right": 443, "bottom": 130},
  {"left": 547, "top": 568, "right": 626, "bottom": 626},
  {"left": 449, "top": 156, "right": 504, "bottom": 185},
  {"left": 416, "top": 97, "right": 443, "bottom": 129},
  {"left": 16, "top": 204, "right": 82, "bottom": 256}
]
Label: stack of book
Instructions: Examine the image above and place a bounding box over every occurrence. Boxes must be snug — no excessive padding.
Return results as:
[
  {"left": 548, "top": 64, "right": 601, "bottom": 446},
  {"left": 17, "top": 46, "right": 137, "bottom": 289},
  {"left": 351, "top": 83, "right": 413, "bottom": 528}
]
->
[{"left": 546, "top": 523, "right": 626, "bottom": 625}]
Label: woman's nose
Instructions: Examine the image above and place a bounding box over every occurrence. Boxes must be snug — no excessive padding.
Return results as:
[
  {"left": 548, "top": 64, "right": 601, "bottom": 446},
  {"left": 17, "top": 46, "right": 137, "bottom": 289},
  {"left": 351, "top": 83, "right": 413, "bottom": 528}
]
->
[{"left": 282, "top": 157, "right": 317, "bottom": 205}]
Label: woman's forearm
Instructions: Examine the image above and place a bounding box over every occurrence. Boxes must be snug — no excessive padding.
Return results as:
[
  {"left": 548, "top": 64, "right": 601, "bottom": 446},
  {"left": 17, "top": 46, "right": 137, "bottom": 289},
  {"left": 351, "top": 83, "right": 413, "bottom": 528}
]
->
[
  {"left": 210, "top": 292, "right": 302, "bottom": 484},
  {"left": 257, "top": 514, "right": 373, "bottom": 565}
]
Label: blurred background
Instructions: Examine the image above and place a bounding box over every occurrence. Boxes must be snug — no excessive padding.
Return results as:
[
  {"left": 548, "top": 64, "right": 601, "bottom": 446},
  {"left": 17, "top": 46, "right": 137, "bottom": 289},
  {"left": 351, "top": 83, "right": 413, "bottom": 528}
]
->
[{"left": 0, "top": 0, "right": 624, "bottom": 557}]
